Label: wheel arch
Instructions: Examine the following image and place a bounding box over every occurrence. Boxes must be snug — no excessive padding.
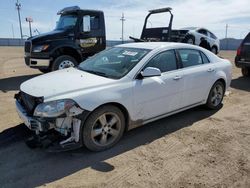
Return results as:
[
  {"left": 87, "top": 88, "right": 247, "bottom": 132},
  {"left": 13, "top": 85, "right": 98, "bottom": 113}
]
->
[
  {"left": 51, "top": 46, "right": 82, "bottom": 64},
  {"left": 211, "top": 45, "right": 218, "bottom": 54},
  {"left": 185, "top": 34, "right": 196, "bottom": 44},
  {"left": 85, "top": 102, "right": 131, "bottom": 132}
]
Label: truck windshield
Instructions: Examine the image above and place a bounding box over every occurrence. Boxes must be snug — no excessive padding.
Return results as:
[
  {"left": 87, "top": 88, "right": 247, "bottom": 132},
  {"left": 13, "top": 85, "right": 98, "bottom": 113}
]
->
[
  {"left": 55, "top": 14, "right": 77, "bottom": 30},
  {"left": 79, "top": 47, "right": 150, "bottom": 79}
]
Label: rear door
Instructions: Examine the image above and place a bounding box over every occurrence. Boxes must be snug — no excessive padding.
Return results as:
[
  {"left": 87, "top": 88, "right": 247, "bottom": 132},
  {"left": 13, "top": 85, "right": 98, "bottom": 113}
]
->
[{"left": 177, "top": 49, "right": 215, "bottom": 108}]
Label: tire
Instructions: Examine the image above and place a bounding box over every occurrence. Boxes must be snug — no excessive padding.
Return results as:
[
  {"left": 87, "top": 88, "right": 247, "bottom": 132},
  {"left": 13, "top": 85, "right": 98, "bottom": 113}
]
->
[
  {"left": 185, "top": 35, "right": 195, "bottom": 44},
  {"left": 206, "top": 81, "right": 225, "bottom": 110},
  {"left": 39, "top": 68, "right": 50, "bottom": 73},
  {"left": 82, "top": 105, "right": 125, "bottom": 151},
  {"left": 241, "top": 68, "right": 250, "bottom": 77},
  {"left": 211, "top": 46, "right": 218, "bottom": 54},
  {"left": 51, "top": 55, "right": 78, "bottom": 71}
]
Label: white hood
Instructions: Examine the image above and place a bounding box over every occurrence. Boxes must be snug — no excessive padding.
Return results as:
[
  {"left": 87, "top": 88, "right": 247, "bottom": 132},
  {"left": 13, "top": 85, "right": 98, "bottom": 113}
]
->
[{"left": 20, "top": 68, "right": 115, "bottom": 100}]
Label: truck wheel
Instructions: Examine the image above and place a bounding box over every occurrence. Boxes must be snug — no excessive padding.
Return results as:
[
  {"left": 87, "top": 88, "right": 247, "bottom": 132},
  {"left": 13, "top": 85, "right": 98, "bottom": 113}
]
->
[
  {"left": 52, "top": 55, "right": 78, "bottom": 71},
  {"left": 206, "top": 81, "right": 225, "bottom": 110},
  {"left": 185, "top": 35, "right": 195, "bottom": 44},
  {"left": 82, "top": 105, "right": 125, "bottom": 151},
  {"left": 241, "top": 68, "right": 250, "bottom": 77}
]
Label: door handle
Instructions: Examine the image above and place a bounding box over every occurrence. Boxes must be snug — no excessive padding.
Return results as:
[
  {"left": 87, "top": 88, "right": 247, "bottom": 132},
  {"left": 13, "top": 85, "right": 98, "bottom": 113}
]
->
[
  {"left": 207, "top": 68, "right": 215, "bottom": 72},
  {"left": 173, "top": 75, "right": 182, "bottom": 80}
]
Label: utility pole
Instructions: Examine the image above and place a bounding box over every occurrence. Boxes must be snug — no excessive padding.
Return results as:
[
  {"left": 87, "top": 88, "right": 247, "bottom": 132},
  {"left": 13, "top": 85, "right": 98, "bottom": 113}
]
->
[
  {"left": 225, "top": 24, "right": 228, "bottom": 50},
  {"left": 11, "top": 24, "right": 15, "bottom": 38},
  {"left": 120, "top": 13, "right": 125, "bottom": 43},
  {"left": 26, "top": 17, "right": 33, "bottom": 37},
  {"left": 16, "top": 0, "right": 23, "bottom": 39}
]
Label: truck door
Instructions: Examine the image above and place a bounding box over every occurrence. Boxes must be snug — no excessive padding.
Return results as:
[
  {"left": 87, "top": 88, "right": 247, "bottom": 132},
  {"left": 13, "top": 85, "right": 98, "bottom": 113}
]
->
[{"left": 77, "top": 12, "right": 106, "bottom": 56}]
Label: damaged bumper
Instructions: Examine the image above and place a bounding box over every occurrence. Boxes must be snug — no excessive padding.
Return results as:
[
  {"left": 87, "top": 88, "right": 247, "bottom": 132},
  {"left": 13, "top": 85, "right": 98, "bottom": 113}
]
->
[
  {"left": 15, "top": 96, "right": 89, "bottom": 152},
  {"left": 16, "top": 101, "right": 50, "bottom": 132}
]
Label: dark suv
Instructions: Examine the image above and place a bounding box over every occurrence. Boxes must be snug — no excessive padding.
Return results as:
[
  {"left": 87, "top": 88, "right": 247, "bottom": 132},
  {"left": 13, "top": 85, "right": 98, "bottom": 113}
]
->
[{"left": 235, "top": 32, "right": 250, "bottom": 76}]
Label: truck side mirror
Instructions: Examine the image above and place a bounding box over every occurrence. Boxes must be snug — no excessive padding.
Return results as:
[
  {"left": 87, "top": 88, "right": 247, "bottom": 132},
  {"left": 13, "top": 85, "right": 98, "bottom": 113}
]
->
[{"left": 83, "top": 15, "right": 91, "bottom": 32}]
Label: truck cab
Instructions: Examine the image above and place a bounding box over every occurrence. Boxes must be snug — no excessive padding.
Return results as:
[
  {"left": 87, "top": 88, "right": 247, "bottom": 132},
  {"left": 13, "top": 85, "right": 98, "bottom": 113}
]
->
[{"left": 24, "top": 6, "right": 106, "bottom": 72}]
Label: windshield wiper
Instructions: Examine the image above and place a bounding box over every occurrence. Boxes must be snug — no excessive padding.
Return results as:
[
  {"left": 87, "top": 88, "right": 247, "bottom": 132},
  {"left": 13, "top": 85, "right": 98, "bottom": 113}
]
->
[{"left": 81, "top": 69, "right": 110, "bottom": 78}]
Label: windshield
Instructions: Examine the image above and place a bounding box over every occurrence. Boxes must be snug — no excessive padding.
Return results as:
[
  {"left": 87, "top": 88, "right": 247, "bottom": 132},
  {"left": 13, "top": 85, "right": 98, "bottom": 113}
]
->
[
  {"left": 55, "top": 14, "right": 77, "bottom": 30},
  {"left": 79, "top": 47, "right": 150, "bottom": 79}
]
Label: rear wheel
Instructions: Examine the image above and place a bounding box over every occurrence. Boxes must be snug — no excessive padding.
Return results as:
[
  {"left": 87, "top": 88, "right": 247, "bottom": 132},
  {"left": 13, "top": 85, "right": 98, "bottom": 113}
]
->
[
  {"left": 206, "top": 81, "right": 225, "bottom": 110},
  {"left": 83, "top": 105, "right": 125, "bottom": 151},
  {"left": 51, "top": 55, "right": 78, "bottom": 71},
  {"left": 241, "top": 68, "right": 250, "bottom": 77}
]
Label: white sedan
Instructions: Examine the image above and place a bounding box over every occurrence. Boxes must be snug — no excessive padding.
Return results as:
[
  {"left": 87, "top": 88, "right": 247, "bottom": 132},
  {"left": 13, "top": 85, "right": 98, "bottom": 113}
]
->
[
  {"left": 181, "top": 27, "right": 220, "bottom": 54},
  {"left": 15, "top": 42, "right": 232, "bottom": 151}
]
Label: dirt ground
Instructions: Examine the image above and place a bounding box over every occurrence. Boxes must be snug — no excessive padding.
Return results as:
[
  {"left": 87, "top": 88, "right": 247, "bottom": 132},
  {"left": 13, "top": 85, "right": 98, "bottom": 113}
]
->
[{"left": 0, "top": 47, "right": 249, "bottom": 188}]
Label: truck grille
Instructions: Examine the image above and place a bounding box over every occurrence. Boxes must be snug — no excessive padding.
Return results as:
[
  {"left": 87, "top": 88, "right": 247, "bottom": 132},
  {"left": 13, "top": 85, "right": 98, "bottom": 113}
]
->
[
  {"left": 24, "top": 41, "right": 32, "bottom": 53},
  {"left": 15, "top": 92, "right": 43, "bottom": 115}
]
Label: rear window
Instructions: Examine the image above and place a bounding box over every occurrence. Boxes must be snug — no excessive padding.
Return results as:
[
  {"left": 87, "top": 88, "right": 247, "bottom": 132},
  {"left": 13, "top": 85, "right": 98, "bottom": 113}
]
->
[{"left": 243, "top": 32, "right": 250, "bottom": 43}]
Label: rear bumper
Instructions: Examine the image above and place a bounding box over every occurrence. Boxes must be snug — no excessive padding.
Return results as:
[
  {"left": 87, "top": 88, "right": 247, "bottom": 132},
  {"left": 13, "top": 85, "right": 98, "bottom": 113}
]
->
[{"left": 235, "top": 60, "right": 250, "bottom": 68}]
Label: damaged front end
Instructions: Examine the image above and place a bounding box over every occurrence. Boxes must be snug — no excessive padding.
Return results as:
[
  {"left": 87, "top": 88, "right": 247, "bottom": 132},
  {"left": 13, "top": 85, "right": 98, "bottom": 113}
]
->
[{"left": 15, "top": 91, "right": 88, "bottom": 152}]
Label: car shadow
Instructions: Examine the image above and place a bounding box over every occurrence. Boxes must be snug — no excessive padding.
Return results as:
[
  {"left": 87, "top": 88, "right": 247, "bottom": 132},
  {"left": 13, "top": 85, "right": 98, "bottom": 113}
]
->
[
  {"left": 0, "top": 105, "right": 221, "bottom": 188},
  {"left": 230, "top": 76, "right": 250, "bottom": 92},
  {"left": 0, "top": 74, "right": 41, "bottom": 92}
]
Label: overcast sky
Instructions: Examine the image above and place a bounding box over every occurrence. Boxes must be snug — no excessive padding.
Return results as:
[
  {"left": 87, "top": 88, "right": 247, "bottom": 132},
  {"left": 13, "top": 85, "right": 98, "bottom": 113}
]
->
[{"left": 0, "top": 0, "right": 249, "bottom": 40}]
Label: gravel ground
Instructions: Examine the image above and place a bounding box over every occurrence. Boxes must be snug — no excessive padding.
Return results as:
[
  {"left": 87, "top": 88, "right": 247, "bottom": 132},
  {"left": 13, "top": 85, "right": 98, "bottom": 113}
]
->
[{"left": 0, "top": 47, "right": 249, "bottom": 188}]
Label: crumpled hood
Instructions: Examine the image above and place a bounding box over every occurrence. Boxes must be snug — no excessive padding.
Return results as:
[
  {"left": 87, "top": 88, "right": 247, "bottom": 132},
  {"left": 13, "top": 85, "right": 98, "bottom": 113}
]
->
[{"left": 20, "top": 68, "right": 115, "bottom": 101}]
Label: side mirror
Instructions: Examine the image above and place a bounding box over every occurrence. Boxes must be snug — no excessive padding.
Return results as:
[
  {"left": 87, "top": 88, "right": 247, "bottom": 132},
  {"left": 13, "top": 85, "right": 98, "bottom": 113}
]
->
[
  {"left": 83, "top": 15, "right": 91, "bottom": 32},
  {"left": 141, "top": 67, "right": 161, "bottom": 78}
]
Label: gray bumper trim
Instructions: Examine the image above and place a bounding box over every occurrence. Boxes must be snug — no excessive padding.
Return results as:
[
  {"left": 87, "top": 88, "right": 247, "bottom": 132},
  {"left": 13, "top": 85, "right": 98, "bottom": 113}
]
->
[
  {"left": 29, "top": 58, "right": 50, "bottom": 68},
  {"left": 15, "top": 101, "right": 42, "bottom": 132}
]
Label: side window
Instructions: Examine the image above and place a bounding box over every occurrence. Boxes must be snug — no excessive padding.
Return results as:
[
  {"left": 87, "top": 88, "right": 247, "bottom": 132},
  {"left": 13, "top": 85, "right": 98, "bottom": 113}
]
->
[
  {"left": 178, "top": 49, "right": 203, "bottom": 68},
  {"left": 90, "top": 16, "right": 100, "bottom": 30},
  {"left": 200, "top": 52, "right": 210, "bottom": 64},
  {"left": 81, "top": 15, "right": 100, "bottom": 31},
  {"left": 198, "top": 29, "right": 208, "bottom": 36},
  {"left": 209, "top": 32, "right": 217, "bottom": 40},
  {"left": 144, "top": 50, "right": 177, "bottom": 73}
]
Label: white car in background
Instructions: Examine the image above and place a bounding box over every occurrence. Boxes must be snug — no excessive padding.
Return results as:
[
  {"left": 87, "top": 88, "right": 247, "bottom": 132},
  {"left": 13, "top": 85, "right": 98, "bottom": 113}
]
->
[
  {"left": 15, "top": 42, "right": 231, "bottom": 151},
  {"left": 181, "top": 27, "right": 220, "bottom": 54}
]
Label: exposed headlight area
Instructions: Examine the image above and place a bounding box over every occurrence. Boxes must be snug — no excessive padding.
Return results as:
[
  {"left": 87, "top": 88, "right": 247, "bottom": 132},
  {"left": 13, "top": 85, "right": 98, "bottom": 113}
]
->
[
  {"left": 32, "top": 44, "right": 49, "bottom": 52},
  {"left": 15, "top": 96, "right": 85, "bottom": 151},
  {"left": 33, "top": 99, "right": 79, "bottom": 118}
]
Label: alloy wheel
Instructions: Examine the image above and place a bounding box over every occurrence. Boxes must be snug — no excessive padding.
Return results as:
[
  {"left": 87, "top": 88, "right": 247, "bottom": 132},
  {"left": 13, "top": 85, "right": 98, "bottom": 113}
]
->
[
  {"left": 91, "top": 112, "right": 121, "bottom": 146},
  {"left": 210, "top": 84, "right": 223, "bottom": 106}
]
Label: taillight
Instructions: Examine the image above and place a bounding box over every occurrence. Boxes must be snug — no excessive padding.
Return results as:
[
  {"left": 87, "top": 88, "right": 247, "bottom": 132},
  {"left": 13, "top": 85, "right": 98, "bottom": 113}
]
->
[{"left": 237, "top": 46, "right": 242, "bottom": 56}]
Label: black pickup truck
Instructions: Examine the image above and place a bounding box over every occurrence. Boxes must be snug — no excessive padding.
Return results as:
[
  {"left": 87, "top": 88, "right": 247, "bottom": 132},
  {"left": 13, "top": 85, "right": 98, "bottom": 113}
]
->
[
  {"left": 24, "top": 6, "right": 106, "bottom": 72},
  {"left": 235, "top": 32, "right": 250, "bottom": 76}
]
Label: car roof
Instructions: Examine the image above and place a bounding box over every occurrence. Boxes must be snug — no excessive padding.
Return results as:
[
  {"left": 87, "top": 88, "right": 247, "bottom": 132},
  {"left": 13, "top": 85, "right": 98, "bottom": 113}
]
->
[{"left": 116, "top": 42, "right": 201, "bottom": 50}]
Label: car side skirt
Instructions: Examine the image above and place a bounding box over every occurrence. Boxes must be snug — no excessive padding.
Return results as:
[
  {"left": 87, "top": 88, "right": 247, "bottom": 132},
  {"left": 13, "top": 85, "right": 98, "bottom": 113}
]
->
[{"left": 128, "top": 100, "right": 205, "bottom": 130}]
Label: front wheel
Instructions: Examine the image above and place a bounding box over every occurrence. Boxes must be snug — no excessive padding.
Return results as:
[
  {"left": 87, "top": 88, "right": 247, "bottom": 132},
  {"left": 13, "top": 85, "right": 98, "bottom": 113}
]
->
[
  {"left": 185, "top": 35, "right": 195, "bottom": 44},
  {"left": 206, "top": 81, "right": 225, "bottom": 110},
  {"left": 211, "top": 46, "right": 218, "bottom": 54},
  {"left": 51, "top": 55, "right": 78, "bottom": 71},
  {"left": 82, "top": 105, "right": 125, "bottom": 151}
]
